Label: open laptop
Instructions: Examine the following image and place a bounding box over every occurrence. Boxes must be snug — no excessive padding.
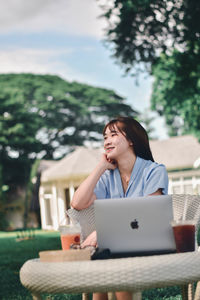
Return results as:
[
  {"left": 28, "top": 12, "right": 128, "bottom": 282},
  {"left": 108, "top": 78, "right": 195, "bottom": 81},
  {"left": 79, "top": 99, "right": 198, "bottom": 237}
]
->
[{"left": 94, "top": 195, "right": 176, "bottom": 257}]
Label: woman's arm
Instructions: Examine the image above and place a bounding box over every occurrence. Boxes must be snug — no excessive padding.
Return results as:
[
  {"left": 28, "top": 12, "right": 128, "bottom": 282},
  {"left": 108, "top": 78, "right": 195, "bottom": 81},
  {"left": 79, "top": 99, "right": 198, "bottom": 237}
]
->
[
  {"left": 149, "top": 188, "right": 163, "bottom": 196},
  {"left": 71, "top": 154, "right": 116, "bottom": 210}
]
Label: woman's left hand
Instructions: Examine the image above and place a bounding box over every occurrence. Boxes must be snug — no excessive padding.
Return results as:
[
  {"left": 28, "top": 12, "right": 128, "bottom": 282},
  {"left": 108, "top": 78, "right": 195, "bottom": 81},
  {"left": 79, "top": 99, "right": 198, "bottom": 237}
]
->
[{"left": 81, "top": 230, "right": 97, "bottom": 248}]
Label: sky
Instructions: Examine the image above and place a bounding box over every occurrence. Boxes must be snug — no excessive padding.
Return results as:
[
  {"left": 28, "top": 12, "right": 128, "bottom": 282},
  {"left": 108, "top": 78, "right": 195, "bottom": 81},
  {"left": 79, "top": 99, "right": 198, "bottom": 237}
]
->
[{"left": 0, "top": 0, "right": 168, "bottom": 139}]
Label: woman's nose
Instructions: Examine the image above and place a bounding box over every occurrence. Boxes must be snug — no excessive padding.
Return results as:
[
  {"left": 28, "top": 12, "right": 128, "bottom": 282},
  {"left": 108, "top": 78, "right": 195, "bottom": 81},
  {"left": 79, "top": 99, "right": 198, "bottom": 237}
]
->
[{"left": 104, "top": 139, "right": 111, "bottom": 147}]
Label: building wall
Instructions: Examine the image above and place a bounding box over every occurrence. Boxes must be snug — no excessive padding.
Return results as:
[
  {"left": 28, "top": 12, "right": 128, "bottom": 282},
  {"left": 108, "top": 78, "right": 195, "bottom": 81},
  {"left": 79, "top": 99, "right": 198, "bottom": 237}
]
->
[
  {"left": 39, "top": 181, "right": 78, "bottom": 230},
  {"left": 168, "top": 169, "right": 200, "bottom": 195}
]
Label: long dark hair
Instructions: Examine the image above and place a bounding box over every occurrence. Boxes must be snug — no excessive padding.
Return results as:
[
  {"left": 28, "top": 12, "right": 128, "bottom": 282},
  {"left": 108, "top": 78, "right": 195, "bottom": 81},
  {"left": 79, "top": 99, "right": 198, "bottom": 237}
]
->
[{"left": 103, "top": 116, "right": 154, "bottom": 162}]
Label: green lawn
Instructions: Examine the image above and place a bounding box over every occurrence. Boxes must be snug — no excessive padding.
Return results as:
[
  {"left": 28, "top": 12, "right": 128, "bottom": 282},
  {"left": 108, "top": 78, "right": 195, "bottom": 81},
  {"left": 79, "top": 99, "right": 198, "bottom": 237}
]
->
[
  {"left": 0, "top": 229, "right": 197, "bottom": 300},
  {"left": 0, "top": 230, "right": 83, "bottom": 300}
]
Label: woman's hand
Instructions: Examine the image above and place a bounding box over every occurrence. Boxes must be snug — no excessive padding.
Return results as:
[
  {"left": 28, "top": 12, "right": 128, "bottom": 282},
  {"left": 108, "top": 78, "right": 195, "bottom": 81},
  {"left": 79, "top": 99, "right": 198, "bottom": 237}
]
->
[
  {"left": 81, "top": 231, "right": 97, "bottom": 248},
  {"left": 99, "top": 153, "right": 117, "bottom": 171},
  {"left": 71, "top": 154, "right": 117, "bottom": 211}
]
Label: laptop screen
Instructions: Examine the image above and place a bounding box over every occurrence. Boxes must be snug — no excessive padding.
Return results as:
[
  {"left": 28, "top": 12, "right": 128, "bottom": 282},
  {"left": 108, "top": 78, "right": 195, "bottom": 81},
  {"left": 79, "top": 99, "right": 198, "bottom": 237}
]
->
[{"left": 94, "top": 195, "right": 176, "bottom": 254}]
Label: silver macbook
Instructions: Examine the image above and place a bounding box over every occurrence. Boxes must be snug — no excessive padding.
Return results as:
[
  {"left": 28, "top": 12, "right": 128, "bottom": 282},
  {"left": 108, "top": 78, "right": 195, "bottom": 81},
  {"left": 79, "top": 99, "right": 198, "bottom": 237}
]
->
[{"left": 94, "top": 195, "right": 176, "bottom": 255}]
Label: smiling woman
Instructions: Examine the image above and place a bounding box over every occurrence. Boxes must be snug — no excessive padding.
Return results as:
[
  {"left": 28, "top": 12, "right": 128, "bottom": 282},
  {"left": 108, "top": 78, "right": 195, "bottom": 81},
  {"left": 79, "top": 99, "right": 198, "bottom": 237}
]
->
[{"left": 71, "top": 116, "right": 168, "bottom": 300}]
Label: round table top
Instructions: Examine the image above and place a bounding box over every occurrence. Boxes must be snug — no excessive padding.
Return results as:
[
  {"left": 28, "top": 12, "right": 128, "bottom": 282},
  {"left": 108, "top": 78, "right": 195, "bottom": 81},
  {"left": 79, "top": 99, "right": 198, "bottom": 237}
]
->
[{"left": 20, "top": 251, "right": 200, "bottom": 294}]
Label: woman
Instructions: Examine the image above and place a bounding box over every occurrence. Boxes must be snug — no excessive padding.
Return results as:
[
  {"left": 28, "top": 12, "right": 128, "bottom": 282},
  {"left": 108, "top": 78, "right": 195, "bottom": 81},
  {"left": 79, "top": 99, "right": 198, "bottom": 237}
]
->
[{"left": 71, "top": 116, "right": 168, "bottom": 300}]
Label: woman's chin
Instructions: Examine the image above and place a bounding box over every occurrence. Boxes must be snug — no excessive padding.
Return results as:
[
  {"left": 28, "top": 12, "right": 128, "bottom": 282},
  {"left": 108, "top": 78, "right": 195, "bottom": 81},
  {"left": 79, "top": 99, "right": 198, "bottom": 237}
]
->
[{"left": 106, "top": 153, "right": 115, "bottom": 160}]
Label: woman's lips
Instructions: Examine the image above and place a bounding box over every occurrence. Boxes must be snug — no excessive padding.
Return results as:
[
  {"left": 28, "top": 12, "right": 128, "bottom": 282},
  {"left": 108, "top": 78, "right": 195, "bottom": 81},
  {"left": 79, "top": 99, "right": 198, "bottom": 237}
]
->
[{"left": 105, "top": 147, "right": 114, "bottom": 153}]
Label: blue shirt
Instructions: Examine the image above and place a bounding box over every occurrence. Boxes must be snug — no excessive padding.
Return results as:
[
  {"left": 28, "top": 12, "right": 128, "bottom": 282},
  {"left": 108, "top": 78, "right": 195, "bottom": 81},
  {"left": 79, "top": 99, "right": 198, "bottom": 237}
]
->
[{"left": 94, "top": 156, "right": 168, "bottom": 199}]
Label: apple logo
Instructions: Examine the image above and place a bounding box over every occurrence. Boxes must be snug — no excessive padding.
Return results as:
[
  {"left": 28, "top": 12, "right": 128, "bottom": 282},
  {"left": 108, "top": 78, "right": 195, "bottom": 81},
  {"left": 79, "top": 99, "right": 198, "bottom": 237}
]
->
[{"left": 130, "top": 219, "right": 139, "bottom": 229}]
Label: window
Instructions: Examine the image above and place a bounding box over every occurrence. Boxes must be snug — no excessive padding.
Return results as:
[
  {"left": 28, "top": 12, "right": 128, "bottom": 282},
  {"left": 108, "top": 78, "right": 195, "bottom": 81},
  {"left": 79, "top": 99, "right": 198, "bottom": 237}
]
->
[
  {"left": 183, "top": 176, "right": 192, "bottom": 181},
  {"left": 172, "top": 186, "right": 181, "bottom": 194},
  {"left": 65, "top": 188, "right": 71, "bottom": 210},
  {"left": 172, "top": 177, "right": 180, "bottom": 182},
  {"left": 184, "top": 185, "right": 193, "bottom": 194},
  {"left": 44, "top": 198, "right": 53, "bottom": 226}
]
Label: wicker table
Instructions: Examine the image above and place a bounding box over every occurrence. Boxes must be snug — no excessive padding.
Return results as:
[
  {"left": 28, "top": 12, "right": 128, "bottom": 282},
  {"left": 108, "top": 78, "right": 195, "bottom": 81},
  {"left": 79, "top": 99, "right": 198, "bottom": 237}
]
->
[{"left": 20, "top": 251, "right": 200, "bottom": 300}]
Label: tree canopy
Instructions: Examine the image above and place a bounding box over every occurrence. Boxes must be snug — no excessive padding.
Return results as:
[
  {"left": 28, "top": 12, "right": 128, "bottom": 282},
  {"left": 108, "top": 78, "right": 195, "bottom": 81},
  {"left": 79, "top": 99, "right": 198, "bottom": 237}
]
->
[
  {"left": 138, "top": 109, "right": 157, "bottom": 140},
  {"left": 99, "top": 0, "right": 200, "bottom": 137},
  {"left": 99, "top": 0, "right": 200, "bottom": 74},
  {"left": 151, "top": 50, "right": 200, "bottom": 138},
  {"left": 0, "top": 73, "right": 137, "bottom": 192}
]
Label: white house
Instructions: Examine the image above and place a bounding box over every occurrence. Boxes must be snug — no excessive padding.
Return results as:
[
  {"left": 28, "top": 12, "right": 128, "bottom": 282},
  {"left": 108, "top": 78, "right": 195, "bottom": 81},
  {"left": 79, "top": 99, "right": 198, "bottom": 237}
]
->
[
  {"left": 39, "top": 135, "right": 200, "bottom": 230},
  {"left": 40, "top": 147, "right": 103, "bottom": 230}
]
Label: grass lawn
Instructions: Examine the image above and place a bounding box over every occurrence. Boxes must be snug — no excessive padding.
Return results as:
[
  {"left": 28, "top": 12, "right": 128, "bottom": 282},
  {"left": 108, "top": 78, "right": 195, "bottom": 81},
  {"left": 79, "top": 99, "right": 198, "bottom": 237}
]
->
[
  {"left": 0, "top": 229, "right": 198, "bottom": 300},
  {"left": 0, "top": 230, "right": 83, "bottom": 300}
]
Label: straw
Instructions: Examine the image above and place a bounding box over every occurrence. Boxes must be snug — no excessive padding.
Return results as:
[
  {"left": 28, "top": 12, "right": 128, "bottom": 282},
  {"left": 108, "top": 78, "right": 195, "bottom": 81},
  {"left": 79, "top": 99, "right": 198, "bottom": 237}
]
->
[
  {"left": 182, "top": 197, "right": 188, "bottom": 221},
  {"left": 59, "top": 211, "right": 70, "bottom": 227}
]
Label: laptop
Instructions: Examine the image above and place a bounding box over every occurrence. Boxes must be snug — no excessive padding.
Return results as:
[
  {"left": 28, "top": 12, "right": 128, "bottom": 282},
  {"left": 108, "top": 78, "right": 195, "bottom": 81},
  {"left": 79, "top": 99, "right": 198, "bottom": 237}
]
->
[{"left": 94, "top": 195, "right": 176, "bottom": 257}]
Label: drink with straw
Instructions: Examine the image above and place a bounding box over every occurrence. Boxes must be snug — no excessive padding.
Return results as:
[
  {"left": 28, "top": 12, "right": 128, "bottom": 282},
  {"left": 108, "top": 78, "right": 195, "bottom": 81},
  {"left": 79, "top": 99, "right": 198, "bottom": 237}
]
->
[
  {"left": 171, "top": 198, "right": 196, "bottom": 253},
  {"left": 59, "top": 213, "right": 81, "bottom": 250},
  {"left": 171, "top": 220, "right": 196, "bottom": 253}
]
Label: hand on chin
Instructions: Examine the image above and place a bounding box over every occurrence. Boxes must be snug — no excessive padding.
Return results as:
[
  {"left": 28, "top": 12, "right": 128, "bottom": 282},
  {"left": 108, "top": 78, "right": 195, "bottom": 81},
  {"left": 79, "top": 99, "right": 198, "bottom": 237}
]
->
[
  {"left": 106, "top": 156, "right": 117, "bottom": 169},
  {"left": 106, "top": 150, "right": 115, "bottom": 159}
]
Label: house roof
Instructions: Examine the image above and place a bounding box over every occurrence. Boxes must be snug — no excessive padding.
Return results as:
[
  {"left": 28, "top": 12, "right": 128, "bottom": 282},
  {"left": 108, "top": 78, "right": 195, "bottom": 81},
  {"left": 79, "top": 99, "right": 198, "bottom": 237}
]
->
[
  {"left": 41, "top": 135, "right": 200, "bottom": 182},
  {"left": 41, "top": 147, "right": 103, "bottom": 182},
  {"left": 38, "top": 160, "right": 57, "bottom": 173},
  {"left": 151, "top": 135, "right": 200, "bottom": 170}
]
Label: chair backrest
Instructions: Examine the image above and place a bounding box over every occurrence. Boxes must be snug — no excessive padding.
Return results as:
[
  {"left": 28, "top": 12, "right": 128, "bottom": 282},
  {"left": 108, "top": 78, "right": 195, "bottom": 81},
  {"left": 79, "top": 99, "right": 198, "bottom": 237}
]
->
[
  {"left": 67, "top": 194, "right": 200, "bottom": 241},
  {"left": 172, "top": 194, "right": 200, "bottom": 232},
  {"left": 67, "top": 204, "right": 95, "bottom": 241}
]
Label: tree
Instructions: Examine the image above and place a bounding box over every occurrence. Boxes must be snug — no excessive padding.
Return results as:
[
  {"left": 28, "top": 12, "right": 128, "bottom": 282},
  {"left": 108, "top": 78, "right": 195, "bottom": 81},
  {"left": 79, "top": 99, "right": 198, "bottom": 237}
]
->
[
  {"left": 99, "top": 0, "right": 200, "bottom": 136},
  {"left": 0, "top": 73, "right": 137, "bottom": 199},
  {"left": 99, "top": 0, "right": 200, "bottom": 75},
  {"left": 151, "top": 49, "right": 200, "bottom": 138},
  {"left": 138, "top": 109, "right": 157, "bottom": 140}
]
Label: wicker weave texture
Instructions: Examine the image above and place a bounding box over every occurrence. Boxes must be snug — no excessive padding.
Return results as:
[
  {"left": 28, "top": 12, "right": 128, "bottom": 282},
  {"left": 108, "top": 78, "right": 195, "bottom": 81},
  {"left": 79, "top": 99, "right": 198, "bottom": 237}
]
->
[
  {"left": 20, "top": 252, "right": 200, "bottom": 294},
  {"left": 67, "top": 204, "right": 95, "bottom": 240},
  {"left": 172, "top": 194, "right": 200, "bottom": 223}
]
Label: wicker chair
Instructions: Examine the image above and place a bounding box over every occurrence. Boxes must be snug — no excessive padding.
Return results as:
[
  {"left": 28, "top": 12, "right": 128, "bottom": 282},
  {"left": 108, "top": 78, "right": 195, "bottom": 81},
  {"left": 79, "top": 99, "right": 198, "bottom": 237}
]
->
[{"left": 67, "top": 194, "right": 200, "bottom": 300}]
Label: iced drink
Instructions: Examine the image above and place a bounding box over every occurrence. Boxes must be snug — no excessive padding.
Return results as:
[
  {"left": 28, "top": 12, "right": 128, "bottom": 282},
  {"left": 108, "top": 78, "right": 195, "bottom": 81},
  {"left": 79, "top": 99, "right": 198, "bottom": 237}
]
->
[
  {"left": 171, "top": 220, "right": 195, "bottom": 253},
  {"left": 61, "top": 233, "right": 80, "bottom": 250},
  {"left": 59, "top": 223, "right": 81, "bottom": 250}
]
